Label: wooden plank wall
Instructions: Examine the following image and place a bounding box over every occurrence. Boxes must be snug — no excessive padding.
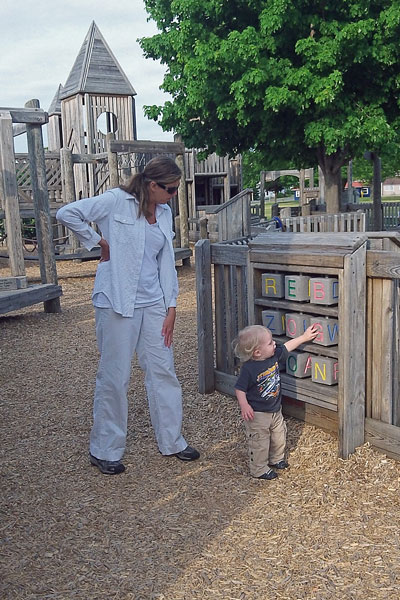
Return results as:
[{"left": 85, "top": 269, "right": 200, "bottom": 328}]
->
[
  {"left": 215, "top": 189, "right": 252, "bottom": 242},
  {"left": 195, "top": 240, "right": 248, "bottom": 393},
  {"left": 338, "top": 243, "right": 366, "bottom": 457},
  {"left": 184, "top": 150, "right": 241, "bottom": 187},
  {"left": 61, "top": 96, "right": 87, "bottom": 198},
  {"left": 364, "top": 235, "right": 400, "bottom": 459},
  {"left": 87, "top": 95, "right": 134, "bottom": 154}
]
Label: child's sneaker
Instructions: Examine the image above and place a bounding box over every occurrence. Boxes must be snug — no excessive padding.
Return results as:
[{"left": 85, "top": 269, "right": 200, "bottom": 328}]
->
[
  {"left": 269, "top": 460, "right": 289, "bottom": 470},
  {"left": 257, "top": 469, "right": 278, "bottom": 480}
]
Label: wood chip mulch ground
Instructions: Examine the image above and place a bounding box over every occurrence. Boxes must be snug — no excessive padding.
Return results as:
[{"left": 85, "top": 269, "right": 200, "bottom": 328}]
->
[{"left": 1, "top": 256, "right": 400, "bottom": 600}]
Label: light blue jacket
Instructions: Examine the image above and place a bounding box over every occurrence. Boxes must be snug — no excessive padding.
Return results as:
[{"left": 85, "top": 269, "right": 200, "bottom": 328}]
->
[{"left": 56, "top": 188, "right": 179, "bottom": 317}]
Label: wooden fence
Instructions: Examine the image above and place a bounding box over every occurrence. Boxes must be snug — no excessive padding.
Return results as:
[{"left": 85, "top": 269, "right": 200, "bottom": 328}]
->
[
  {"left": 251, "top": 202, "right": 400, "bottom": 231},
  {"left": 282, "top": 212, "right": 366, "bottom": 233},
  {"left": 196, "top": 231, "right": 400, "bottom": 460},
  {"left": 346, "top": 202, "right": 399, "bottom": 230}
]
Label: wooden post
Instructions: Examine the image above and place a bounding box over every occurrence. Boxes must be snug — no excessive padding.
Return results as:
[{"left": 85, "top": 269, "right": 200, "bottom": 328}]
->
[
  {"left": 174, "top": 215, "right": 181, "bottom": 248},
  {"left": 223, "top": 156, "right": 231, "bottom": 203},
  {"left": 347, "top": 160, "right": 353, "bottom": 205},
  {"left": 191, "top": 149, "right": 197, "bottom": 214},
  {"left": 299, "top": 168, "right": 305, "bottom": 206},
  {"left": 318, "top": 166, "right": 325, "bottom": 205},
  {"left": 338, "top": 242, "right": 366, "bottom": 458},
  {"left": 364, "top": 151, "right": 383, "bottom": 230},
  {"left": 60, "top": 148, "right": 76, "bottom": 204},
  {"left": 174, "top": 135, "right": 189, "bottom": 248},
  {"left": 199, "top": 217, "right": 208, "bottom": 239},
  {"left": 308, "top": 168, "right": 314, "bottom": 189},
  {"left": 195, "top": 239, "right": 215, "bottom": 393},
  {"left": 0, "top": 111, "right": 26, "bottom": 276},
  {"left": 372, "top": 153, "right": 383, "bottom": 231},
  {"left": 60, "top": 147, "right": 79, "bottom": 254},
  {"left": 271, "top": 203, "right": 279, "bottom": 218},
  {"left": 259, "top": 171, "right": 265, "bottom": 219},
  {"left": 25, "top": 99, "right": 61, "bottom": 313},
  {"left": 106, "top": 132, "right": 119, "bottom": 188}
]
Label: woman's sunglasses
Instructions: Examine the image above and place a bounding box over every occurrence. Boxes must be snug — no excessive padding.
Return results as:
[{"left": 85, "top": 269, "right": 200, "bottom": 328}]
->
[{"left": 156, "top": 182, "right": 180, "bottom": 195}]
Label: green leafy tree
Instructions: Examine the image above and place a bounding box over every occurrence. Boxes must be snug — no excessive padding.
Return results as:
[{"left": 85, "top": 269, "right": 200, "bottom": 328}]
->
[{"left": 140, "top": 0, "right": 400, "bottom": 212}]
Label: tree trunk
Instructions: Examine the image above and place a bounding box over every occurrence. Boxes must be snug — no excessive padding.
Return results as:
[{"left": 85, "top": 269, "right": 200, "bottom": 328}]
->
[
  {"left": 372, "top": 153, "right": 383, "bottom": 230},
  {"left": 317, "top": 147, "right": 348, "bottom": 214},
  {"left": 321, "top": 168, "right": 341, "bottom": 213}
]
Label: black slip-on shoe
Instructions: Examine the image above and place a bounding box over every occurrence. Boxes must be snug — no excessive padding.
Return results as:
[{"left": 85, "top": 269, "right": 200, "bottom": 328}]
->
[
  {"left": 257, "top": 469, "right": 278, "bottom": 480},
  {"left": 269, "top": 460, "right": 289, "bottom": 470},
  {"left": 90, "top": 453, "right": 125, "bottom": 475},
  {"left": 173, "top": 446, "right": 200, "bottom": 461}
]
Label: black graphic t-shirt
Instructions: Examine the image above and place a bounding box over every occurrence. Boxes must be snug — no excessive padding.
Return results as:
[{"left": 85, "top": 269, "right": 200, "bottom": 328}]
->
[{"left": 234, "top": 344, "right": 288, "bottom": 413}]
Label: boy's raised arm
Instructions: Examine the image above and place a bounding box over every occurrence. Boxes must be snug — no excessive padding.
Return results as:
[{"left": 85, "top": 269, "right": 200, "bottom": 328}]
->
[{"left": 284, "top": 324, "right": 319, "bottom": 353}]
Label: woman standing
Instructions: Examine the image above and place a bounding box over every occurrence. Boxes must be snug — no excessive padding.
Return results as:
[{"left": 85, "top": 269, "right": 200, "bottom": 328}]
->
[{"left": 57, "top": 156, "right": 199, "bottom": 474}]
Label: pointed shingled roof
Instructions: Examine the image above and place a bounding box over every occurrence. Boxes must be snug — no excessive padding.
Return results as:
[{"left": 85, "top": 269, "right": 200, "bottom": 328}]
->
[
  {"left": 59, "top": 21, "right": 136, "bottom": 100},
  {"left": 48, "top": 84, "right": 64, "bottom": 115}
]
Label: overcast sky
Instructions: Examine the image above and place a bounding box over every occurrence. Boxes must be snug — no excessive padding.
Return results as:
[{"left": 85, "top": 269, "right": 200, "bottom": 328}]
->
[{"left": 1, "top": 0, "right": 174, "bottom": 151}]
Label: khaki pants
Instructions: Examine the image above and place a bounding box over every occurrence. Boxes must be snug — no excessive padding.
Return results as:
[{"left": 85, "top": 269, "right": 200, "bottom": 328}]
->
[{"left": 244, "top": 409, "right": 287, "bottom": 478}]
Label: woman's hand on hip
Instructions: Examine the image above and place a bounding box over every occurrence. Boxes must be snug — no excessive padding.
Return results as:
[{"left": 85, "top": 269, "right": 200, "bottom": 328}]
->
[
  {"left": 99, "top": 238, "right": 110, "bottom": 262},
  {"left": 162, "top": 307, "right": 176, "bottom": 347}
]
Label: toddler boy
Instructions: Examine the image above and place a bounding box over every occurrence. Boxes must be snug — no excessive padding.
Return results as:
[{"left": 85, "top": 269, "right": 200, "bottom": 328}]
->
[{"left": 233, "top": 324, "right": 318, "bottom": 480}]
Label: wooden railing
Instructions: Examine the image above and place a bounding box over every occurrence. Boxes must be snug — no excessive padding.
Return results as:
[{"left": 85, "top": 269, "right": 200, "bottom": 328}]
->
[
  {"left": 212, "top": 188, "right": 253, "bottom": 242},
  {"left": 15, "top": 153, "right": 63, "bottom": 205},
  {"left": 347, "top": 202, "right": 400, "bottom": 230},
  {"left": 282, "top": 212, "right": 366, "bottom": 232}
]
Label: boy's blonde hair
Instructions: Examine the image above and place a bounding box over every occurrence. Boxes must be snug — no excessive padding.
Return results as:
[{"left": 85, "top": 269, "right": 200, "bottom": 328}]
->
[{"left": 232, "top": 325, "right": 271, "bottom": 362}]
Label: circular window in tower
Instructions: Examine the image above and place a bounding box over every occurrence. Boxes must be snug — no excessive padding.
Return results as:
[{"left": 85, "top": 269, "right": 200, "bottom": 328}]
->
[{"left": 96, "top": 111, "right": 118, "bottom": 134}]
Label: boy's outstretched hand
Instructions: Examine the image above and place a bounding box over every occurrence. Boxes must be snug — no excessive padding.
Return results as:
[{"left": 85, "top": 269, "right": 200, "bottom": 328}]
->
[
  {"left": 284, "top": 323, "right": 320, "bottom": 352},
  {"left": 303, "top": 323, "right": 319, "bottom": 342}
]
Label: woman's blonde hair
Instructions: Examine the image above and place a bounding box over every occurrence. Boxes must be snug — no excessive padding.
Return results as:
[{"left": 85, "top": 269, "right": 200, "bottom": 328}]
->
[
  {"left": 120, "top": 156, "right": 182, "bottom": 217},
  {"left": 232, "top": 325, "right": 270, "bottom": 362}
]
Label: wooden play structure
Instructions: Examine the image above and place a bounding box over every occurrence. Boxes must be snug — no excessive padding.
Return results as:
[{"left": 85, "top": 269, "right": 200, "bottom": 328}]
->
[
  {"left": 196, "top": 231, "right": 400, "bottom": 460},
  {"left": 1, "top": 21, "right": 243, "bottom": 265},
  {"left": 259, "top": 167, "right": 321, "bottom": 218},
  {"left": 0, "top": 104, "right": 62, "bottom": 314},
  {"left": 44, "top": 21, "right": 242, "bottom": 237}
]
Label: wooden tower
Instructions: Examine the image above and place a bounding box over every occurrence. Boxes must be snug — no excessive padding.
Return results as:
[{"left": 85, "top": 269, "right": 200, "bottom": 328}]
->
[
  {"left": 57, "top": 21, "right": 137, "bottom": 198},
  {"left": 47, "top": 84, "right": 63, "bottom": 152}
]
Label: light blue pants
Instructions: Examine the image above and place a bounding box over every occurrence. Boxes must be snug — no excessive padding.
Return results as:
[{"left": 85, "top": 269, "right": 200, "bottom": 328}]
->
[{"left": 90, "top": 302, "right": 187, "bottom": 461}]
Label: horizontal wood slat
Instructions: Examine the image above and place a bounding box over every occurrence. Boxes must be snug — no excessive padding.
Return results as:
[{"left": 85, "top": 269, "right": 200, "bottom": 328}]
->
[
  {"left": 0, "top": 284, "right": 62, "bottom": 314},
  {"left": 110, "top": 140, "right": 185, "bottom": 154},
  {"left": 0, "top": 107, "right": 48, "bottom": 124},
  {"left": 367, "top": 251, "right": 400, "bottom": 279},
  {"left": 365, "top": 417, "right": 400, "bottom": 460}
]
